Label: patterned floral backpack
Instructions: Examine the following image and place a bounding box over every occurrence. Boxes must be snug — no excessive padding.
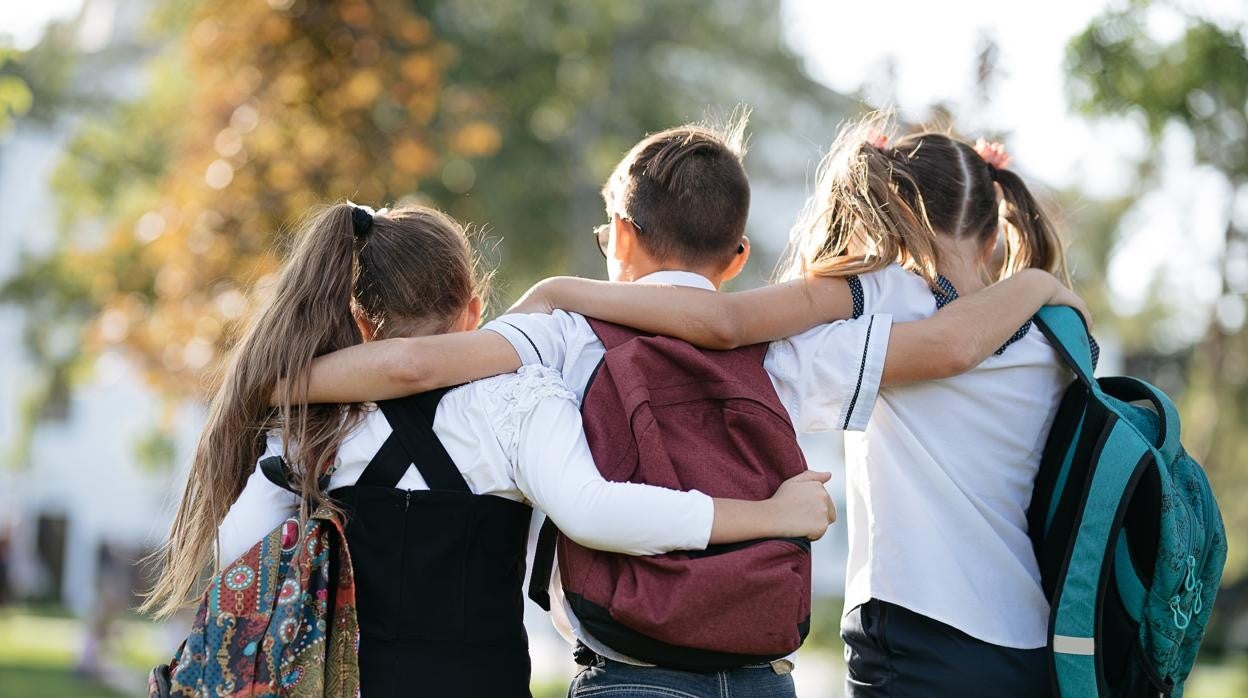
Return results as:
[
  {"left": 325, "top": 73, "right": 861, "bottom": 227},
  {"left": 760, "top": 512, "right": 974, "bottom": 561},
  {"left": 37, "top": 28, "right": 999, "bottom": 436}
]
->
[{"left": 148, "top": 480, "right": 360, "bottom": 698}]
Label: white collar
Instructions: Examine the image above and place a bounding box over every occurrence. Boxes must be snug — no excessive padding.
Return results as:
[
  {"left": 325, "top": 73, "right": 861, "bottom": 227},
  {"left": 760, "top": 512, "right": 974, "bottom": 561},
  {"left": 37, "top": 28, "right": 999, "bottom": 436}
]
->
[{"left": 635, "top": 270, "right": 716, "bottom": 291}]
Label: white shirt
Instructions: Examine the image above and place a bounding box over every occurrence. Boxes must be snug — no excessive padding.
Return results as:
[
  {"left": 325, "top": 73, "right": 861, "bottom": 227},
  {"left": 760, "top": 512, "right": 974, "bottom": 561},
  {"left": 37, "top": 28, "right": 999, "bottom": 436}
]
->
[
  {"left": 217, "top": 365, "right": 716, "bottom": 568},
  {"left": 844, "top": 263, "right": 1067, "bottom": 649},
  {"left": 483, "top": 270, "right": 893, "bottom": 665}
]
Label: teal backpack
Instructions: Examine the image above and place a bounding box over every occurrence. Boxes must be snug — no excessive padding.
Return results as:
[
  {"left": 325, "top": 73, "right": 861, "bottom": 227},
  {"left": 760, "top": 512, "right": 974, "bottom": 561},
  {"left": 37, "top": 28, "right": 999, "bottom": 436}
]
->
[{"left": 1029, "top": 306, "right": 1227, "bottom": 697}]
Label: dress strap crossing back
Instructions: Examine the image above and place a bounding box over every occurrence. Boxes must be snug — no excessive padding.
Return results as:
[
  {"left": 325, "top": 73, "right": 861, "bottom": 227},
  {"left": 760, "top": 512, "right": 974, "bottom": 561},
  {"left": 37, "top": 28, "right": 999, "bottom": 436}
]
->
[{"left": 366, "top": 387, "right": 471, "bottom": 493}]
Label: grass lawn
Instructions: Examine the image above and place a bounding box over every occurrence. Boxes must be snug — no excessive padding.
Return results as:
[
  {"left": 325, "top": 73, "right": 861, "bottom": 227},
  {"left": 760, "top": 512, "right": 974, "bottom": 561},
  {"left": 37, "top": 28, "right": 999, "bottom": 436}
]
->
[
  {"left": 0, "top": 664, "right": 125, "bottom": 698},
  {"left": 0, "top": 608, "right": 141, "bottom": 697}
]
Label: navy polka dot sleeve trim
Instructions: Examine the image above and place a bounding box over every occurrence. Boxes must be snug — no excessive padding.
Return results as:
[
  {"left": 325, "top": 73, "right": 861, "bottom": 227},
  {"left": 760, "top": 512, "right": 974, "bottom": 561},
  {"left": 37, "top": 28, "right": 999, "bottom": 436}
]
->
[
  {"left": 932, "top": 275, "right": 1031, "bottom": 355},
  {"left": 847, "top": 275, "right": 865, "bottom": 319}
]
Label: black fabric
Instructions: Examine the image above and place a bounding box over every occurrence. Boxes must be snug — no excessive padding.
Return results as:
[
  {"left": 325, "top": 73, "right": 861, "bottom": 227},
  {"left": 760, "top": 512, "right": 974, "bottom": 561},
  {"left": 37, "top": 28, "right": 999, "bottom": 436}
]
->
[
  {"left": 1027, "top": 382, "right": 1087, "bottom": 553},
  {"left": 527, "top": 516, "right": 558, "bottom": 611},
  {"left": 351, "top": 205, "right": 374, "bottom": 239},
  {"left": 351, "top": 436, "right": 413, "bottom": 489},
  {"left": 842, "top": 599, "right": 1049, "bottom": 698},
  {"left": 259, "top": 455, "right": 329, "bottom": 494},
  {"left": 329, "top": 388, "right": 534, "bottom": 698},
  {"left": 259, "top": 456, "right": 295, "bottom": 493},
  {"left": 1037, "top": 403, "right": 1112, "bottom": 599},
  {"left": 375, "top": 388, "right": 470, "bottom": 492},
  {"left": 1090, "top": 451, "right": 1154, "bottom": 696},
  {"left": 566, "top": 592, "right": 802, "bottom": 673}
]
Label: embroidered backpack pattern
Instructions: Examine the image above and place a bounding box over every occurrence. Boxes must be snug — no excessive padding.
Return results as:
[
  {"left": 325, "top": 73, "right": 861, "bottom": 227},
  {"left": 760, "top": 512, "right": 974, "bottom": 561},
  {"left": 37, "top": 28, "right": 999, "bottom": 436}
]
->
[{"left": 148, "top": 506, "right": 360, "bottom": 697}]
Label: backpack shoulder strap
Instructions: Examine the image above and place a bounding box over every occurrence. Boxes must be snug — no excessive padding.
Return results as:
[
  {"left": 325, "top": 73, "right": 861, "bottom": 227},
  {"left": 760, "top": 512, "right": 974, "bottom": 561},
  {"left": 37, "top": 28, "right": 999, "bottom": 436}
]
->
[
  {"left": 527, "top": 516, "right": 559, "bottom": 611},
  {"left": 1033, "top": 305, "right": 1097, "bottom": 387},
  {"left": 585, "top": 316, "right": 769, "bottom": 365},
  {"left": 586, "top": 317, "right": 642, "bottom": 351},
  {"left": 260, "top": 456, "right": 330, "bottom": 495},
  {"left": 374, "top": 388, "right": 471, "bottom": 493},
  {"left": 260, "top": 456, "right": 298, "bottom": 493},
  {"left": 1099, "top": 376, "right": 1182, "bottom": 465},
  {"left": 1036, "top": 306, "right": 1182, "bottom": 464}
]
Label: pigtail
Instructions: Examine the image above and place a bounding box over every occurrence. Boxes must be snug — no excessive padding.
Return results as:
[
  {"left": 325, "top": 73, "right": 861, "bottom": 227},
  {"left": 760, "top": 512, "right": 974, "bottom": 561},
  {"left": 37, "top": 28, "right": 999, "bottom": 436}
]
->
[
  {"left": 142, "top": 203, "right": 363, "bottom": 617},
  {"left": 779, "top": 114, "right": 941, "bottom": 285},
  {"left": 994, "top": 168, "right": 1070, "bottom": 285}
]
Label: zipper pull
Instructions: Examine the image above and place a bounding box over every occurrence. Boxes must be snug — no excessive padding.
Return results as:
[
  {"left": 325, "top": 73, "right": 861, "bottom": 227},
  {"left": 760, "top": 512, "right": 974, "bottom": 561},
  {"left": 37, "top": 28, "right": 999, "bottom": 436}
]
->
[
  {"left": 1185, "top": 555, "right": 1197, "bottom": 592},
  {"left": 405, "top": 490, "right": 412, "bottom": 511},
  {"left": 1169, "top": 595, "right": 1190, "bottom": 630}
]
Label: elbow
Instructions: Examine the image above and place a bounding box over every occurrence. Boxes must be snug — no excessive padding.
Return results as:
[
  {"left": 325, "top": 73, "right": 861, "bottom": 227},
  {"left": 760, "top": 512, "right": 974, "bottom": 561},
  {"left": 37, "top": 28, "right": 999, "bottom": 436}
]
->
[
  {"left": 387, "top": 339, "right": 436, "bottom": 393},
  {"left": 941, "top": 330, "right": 982, "bottom": 378},
  {"left": 702, "top": 310, "right": 746, "bottom": 350},
  {"left": 556, "top": 520, "right": 623, "bottom": 554}
]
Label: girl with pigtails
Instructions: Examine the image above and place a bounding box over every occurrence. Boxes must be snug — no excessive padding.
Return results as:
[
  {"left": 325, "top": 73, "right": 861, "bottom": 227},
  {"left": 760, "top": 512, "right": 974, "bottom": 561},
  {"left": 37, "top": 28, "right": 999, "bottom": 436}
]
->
[
  {"left": 142, "top": 202, "right": 840, "bottom": 697},
  {"left": 509, "top": 115, "right": 1082, "bottom": 695}
]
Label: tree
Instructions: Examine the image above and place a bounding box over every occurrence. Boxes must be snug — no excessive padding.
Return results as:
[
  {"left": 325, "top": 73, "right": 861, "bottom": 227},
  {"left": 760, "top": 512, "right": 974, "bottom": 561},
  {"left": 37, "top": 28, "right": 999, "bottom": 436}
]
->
[
  {"left": 4, "top": 0, "right": 849, "bottom": 413},
  {"left": 1066, "top": 3, "right": 1248, "bottom": 580}
]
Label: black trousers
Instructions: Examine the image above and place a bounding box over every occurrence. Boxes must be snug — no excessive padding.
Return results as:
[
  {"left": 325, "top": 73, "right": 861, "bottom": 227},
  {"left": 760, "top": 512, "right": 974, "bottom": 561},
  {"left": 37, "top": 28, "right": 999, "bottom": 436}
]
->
[{"left": 842, "top": 599, "right": 1051, "bottom": 698}]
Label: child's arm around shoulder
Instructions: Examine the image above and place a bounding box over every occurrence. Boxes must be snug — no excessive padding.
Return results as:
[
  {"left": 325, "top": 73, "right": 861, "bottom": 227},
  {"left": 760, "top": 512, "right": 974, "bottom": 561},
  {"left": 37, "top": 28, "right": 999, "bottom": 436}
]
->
[
  {"left": 277, "top": 327, "right": 522, "bottom": 405},
  {"left": 511, "top": 275, "right": 857, "bottom": 350},
  {"left": 881, "top": 269, "right": 1092, "bottom": 384}
]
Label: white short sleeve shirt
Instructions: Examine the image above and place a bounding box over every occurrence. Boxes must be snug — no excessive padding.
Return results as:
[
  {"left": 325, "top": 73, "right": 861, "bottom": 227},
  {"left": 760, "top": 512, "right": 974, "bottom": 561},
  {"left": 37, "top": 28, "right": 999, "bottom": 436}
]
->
[{"left": 844, "top": 264, "right": 1069, "bottom": 649}]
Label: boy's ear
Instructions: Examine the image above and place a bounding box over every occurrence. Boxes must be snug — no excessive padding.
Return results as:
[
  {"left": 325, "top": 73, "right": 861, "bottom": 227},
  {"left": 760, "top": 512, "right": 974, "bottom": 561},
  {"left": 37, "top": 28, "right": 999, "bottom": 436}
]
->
[
  {"left": 611, "top": 214, "right": 641, "bottom": 263},
  {"left": 721, "top": 237, "right": 751, "bottom": 283}
]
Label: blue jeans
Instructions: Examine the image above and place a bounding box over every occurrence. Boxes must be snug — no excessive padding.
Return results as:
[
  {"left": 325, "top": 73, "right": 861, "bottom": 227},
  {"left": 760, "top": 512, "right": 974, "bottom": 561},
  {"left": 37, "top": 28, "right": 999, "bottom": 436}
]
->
[{"left": 568, "top": 657, "right": 796, "bottom": 698}]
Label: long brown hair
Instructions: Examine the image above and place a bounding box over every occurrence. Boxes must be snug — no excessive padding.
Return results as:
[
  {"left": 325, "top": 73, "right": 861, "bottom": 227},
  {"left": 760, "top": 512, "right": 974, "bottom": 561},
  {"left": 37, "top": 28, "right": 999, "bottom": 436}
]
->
[
  {"left": 142, "top": 202, "right": 486, "bottom": 617},
  {"left": 780, "top": 112, "right": 1069, "bottom": 287}
]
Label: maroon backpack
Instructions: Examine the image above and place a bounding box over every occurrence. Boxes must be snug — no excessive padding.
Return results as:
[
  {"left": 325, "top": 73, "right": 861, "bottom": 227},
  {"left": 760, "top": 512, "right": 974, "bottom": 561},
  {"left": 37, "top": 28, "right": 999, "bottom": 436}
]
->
[{"left": 529, "top": 318, "right": 812, "bottom": 671}]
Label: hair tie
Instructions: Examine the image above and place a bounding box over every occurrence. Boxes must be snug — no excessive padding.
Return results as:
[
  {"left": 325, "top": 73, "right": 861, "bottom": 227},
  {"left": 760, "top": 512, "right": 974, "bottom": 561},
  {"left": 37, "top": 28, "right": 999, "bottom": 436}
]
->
[
  {"left": 974, "top": 138, "right": 1011, "bottom": 173},
  {"left": 350, "top": 204, "right": 375, "bottom": 239}
]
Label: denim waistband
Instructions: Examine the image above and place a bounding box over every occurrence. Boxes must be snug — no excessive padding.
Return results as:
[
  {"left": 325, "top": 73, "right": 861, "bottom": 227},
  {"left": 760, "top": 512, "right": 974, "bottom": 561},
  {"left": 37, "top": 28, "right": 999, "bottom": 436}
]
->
[{"left": 574, "top": 643, "right": 793, "bottom": 675}]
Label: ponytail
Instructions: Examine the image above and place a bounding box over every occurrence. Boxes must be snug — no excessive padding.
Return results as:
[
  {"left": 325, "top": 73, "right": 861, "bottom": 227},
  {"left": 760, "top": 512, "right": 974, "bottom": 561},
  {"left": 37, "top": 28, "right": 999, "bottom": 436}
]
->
[
  {"left": 780, "top": 113, "right": 942, "bottom": 285},
  {"left": 993, "top": 167, "right": 1070, "bottom": 285},
  {"left": 142, "top": 202, "right": 364, "bottom": 617},
  {"left": 785, "top": 113, "right": 1071, "bottom": 292}
]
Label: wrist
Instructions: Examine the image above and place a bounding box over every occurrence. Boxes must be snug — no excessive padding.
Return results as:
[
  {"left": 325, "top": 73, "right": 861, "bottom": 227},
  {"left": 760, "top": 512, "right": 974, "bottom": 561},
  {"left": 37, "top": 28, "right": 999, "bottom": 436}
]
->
[{"left": 756, "top": 496, "right": 786, "bottom": 538}]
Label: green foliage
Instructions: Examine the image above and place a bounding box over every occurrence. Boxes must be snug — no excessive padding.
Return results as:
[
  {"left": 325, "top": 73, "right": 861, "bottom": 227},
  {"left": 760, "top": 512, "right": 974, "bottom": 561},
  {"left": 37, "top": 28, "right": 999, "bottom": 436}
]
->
[
  {"left": 1065, "top": 3, "right": 1248, "bottom": 585},
  {"left": 1068, "top": 12, "right": 1248, "bottom": 176},
  {"left": 4, "top": 0, "right": 844, "bottom": 407},
  {"left": 0, "top": 20, "right": 82, "bottom": 131}
]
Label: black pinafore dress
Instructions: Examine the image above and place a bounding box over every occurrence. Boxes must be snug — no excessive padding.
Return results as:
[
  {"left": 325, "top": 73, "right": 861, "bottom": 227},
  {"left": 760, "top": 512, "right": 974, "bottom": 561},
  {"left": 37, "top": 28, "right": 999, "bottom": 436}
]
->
[{"left": 329, "top": 389, "right": 534, "bottom": 697}]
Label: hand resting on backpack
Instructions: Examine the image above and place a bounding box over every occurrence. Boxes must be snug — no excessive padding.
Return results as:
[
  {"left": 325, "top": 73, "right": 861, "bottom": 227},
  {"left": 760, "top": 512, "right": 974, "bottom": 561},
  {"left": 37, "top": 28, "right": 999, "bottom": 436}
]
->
[{"left": 710, "top": 470, "right": 836, "bottom": 543}]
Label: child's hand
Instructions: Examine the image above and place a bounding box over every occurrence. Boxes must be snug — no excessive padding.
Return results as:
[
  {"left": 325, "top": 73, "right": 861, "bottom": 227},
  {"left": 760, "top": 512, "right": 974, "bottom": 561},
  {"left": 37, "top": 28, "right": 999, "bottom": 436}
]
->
[
  {"left": 507, "top": 277, "right": 567, "bottom": 315},
  {"left": 768, "top": 470, "right": 836, "bottom": 541},
  {"left": 1042, "top": 275, "right": 1094, "bottom": 332}
]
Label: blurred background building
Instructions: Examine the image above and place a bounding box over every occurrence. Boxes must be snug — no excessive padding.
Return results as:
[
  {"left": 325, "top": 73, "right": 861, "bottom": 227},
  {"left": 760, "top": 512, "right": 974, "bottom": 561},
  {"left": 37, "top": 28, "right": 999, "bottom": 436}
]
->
[{"left": 0, "top": 0, "right": 1245, "bottom": 696}]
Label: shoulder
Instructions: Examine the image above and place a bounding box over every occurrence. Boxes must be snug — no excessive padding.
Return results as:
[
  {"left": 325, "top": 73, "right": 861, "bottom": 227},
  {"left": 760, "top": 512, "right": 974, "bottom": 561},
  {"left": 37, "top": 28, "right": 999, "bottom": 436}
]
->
[
  {"left": 490, "top": 310, "right": 593, "bottom": 342},
  {"left": 447, "top": 365, "right": 578, "bottom": 414},
  {"left": 442, "top": 366, "right": 579, "bottom": 452},
  {"left": 855, "top": 263, "right": 935, "bottom": 321},
  {"left": 485, "top": 310, "right": 595, "bottom": 365}
]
